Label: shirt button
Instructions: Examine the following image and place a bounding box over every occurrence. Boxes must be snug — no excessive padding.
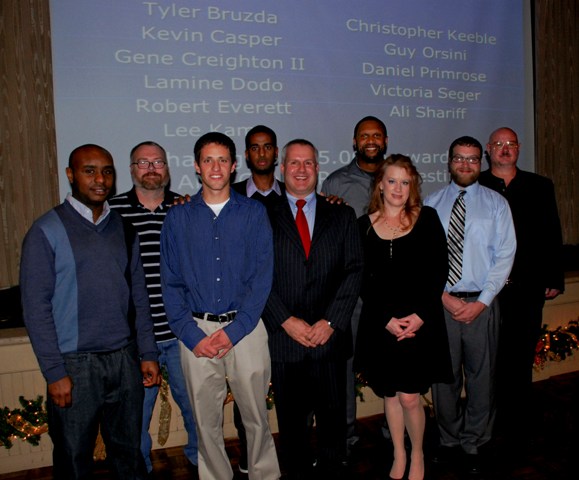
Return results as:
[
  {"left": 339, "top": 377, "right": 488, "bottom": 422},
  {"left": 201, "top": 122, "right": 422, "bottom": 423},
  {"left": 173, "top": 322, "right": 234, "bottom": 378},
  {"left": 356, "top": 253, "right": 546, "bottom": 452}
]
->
[
  {"left": 216, "top": 278, "right": 221, "bottom": 282},
  {"left": 216, "top": 257, "right": 220, "bottom": 261}
]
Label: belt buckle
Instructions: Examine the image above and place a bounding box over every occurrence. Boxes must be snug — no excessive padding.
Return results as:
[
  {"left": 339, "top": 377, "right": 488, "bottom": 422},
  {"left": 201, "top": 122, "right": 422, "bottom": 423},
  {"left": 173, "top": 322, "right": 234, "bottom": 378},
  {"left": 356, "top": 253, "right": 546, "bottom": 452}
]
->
[{"left": 218, "top": 313, "right": 228, "bottom": 323}]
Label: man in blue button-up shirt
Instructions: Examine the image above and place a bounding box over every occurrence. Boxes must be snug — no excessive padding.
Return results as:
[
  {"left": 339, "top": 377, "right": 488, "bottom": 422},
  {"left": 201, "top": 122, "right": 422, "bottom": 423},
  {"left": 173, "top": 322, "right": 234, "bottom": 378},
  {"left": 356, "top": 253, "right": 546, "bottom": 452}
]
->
[
  {"left": 425, "top": 135, "right": 516, "bottom": 475},
  {"left": 160, "top": 132, "right": 280, "bottom": 480}
]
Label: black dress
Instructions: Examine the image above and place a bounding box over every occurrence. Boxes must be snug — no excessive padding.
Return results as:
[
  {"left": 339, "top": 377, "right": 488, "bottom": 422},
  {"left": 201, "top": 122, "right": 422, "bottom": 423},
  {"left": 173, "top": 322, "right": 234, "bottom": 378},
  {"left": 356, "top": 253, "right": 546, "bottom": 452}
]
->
[{"left": 355, "top": 206, "right": 453, "bottom": 398}]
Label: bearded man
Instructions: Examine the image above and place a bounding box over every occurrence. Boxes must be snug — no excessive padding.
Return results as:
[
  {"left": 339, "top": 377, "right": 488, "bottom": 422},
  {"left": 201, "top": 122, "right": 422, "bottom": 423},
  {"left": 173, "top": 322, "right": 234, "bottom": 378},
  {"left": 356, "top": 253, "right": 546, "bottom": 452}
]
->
[{"left": 320, "top": 116, "right": 388, "bottom": 458}]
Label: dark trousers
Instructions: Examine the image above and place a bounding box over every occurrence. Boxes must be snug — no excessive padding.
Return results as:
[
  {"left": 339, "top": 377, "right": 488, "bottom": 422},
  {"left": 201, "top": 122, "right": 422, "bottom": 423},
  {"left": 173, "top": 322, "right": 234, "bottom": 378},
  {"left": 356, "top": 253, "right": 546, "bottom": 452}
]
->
[
  {"left": 271, "top": 357, "right": 346, "bottom": 476},
  {"left": 495, "top": 283, "right": 545, "bottom": 438},
  {"left": 345, "top": 297, "right": 363, "bottom": 446},
  {"left": 47, "top": 342, "right": 146, "bottom": 480}
]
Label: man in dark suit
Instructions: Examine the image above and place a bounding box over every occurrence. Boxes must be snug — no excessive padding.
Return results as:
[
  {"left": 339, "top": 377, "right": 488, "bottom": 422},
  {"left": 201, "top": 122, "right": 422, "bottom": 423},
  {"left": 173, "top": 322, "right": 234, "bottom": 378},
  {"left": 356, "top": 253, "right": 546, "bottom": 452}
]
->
[{"left": 262, "top": 139, "right": 363, "bottom": 479}]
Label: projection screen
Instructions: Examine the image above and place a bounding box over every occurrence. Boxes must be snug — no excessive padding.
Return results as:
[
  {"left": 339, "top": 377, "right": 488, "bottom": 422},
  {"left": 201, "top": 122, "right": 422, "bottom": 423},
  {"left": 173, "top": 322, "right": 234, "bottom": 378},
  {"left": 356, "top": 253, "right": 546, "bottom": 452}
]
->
[{"left": 50, "top": 0, "right": 534, "bottom": 199}]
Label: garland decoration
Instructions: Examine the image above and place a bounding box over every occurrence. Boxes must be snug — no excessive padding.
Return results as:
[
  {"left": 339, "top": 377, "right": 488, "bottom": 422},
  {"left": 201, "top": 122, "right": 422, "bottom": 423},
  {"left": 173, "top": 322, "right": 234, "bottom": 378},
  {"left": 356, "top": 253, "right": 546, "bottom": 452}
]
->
[
  {"left": 157, "top": 366, "right": 172, "bottom": 446},
  {"left": 224, "top": 380, "right": 275, "bottom": 410},
  {"left": 266, "top": 384, "right": 275, "bottom": 410},
  {"left": 93, "top": 430, "right": 106, "bottom": 461},
  {"left": 355, "top": 372, "right": 367, "bottom": 402},
  {"left": 0, "top": 396, "right": 48, "bottom": 449},
  {"left": 534, "top": 319, "right": 579, "bottom": 370}
]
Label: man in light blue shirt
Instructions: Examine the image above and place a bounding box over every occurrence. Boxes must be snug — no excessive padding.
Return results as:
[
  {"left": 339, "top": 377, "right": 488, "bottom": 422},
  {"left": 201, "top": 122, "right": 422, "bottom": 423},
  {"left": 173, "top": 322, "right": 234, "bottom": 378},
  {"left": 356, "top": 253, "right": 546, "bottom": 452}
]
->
[{"left": 424, "top": 136, "right": 516, "bottom": 475}]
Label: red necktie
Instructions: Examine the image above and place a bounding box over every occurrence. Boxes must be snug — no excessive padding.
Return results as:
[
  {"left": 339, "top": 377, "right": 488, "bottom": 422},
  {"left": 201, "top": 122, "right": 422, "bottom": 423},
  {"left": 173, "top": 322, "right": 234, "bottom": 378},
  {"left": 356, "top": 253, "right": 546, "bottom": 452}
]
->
[{"left": 295, "top": 199, "right": 311, "bottom": 258}]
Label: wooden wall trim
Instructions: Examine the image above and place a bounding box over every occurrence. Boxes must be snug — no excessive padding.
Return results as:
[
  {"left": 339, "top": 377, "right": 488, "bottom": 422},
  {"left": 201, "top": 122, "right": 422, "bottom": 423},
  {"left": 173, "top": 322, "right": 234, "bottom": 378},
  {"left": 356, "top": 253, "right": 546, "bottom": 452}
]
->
[
  {"left": 0, "top": 1, "right": 58, "bottom": 288},
  {"left": 534, "top": 0, "right": 579, "bottom": 244}
]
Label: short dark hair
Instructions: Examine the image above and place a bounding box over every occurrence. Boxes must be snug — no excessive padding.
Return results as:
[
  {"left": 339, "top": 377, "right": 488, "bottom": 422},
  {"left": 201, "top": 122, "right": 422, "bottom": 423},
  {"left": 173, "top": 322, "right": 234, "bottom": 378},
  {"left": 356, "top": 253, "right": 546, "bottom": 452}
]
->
[
  {"left": 448, "top": 136, "right": 483, "bottom": 162},
  {"left": 194, "top": 132, "right": 236, "bottom": 164},
  {"left": 244, "top": 125, "right": 277, "bottom": 150},
  {"left": 68, "top": 144, "right": 113, "bottom": 168},
  {"left": 281, "top": 139, "right": 318, "bottom": 164},
  {"left": 130, "top": 141, "right": 167, "bottom": 162},
  {"left": 353, "top": 116, "right": 387, "bottom": 138}
]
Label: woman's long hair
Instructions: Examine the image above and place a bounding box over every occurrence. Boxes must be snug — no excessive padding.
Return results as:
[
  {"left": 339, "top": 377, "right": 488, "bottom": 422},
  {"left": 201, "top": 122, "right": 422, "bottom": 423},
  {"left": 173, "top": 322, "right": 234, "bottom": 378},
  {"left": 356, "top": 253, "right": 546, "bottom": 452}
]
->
[{"left": 368, "top": 154, "right": 423, "bottom": 231}]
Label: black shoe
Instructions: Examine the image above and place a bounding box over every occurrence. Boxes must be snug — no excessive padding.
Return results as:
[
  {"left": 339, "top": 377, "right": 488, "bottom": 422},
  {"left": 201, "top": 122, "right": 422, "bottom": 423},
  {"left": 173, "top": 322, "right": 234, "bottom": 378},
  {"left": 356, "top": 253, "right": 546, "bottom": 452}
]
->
[
  {"left": 314, "top": 461, "right": 349, "bottom": 480},
  {"left": 464, "top": 453, "right": 482, "bottom": 475},
  {"left": 431, "top": 445, "right": 458, "bottom": 464}
]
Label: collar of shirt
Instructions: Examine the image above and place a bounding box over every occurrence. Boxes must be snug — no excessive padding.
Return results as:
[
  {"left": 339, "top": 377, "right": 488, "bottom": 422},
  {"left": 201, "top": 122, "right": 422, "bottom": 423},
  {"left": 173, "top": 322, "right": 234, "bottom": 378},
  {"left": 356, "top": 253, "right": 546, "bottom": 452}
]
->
[
  {"left": 207, "top": 198, "right": 230, "bottom": 217},
  {"left": 354, "top": 157, "right": 379, "bottom": 178},
  {"left": 246, "top": 176, "right": 282, "bottom": 197},
  {"left": 286, "top": 191, "right": 316, "bottom": 237},
  {"left": 66, "top": 193, "right": 110, "bottom": 225},
  {"left": 449, "top": 180, "right": 480, "bottom": 198},
  {"left": 190, "top": 188, "right": 243, "bottom": 211},
  {"left": 127, "top": 186, "right": 177, "bottom": 212}
]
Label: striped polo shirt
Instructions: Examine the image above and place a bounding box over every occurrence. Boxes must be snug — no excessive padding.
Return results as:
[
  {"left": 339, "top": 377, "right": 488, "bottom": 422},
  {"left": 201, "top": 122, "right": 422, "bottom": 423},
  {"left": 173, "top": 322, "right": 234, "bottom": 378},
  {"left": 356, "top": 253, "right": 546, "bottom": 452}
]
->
[{"left": 110, "top": 187, "right": 179, "bottom": 343}]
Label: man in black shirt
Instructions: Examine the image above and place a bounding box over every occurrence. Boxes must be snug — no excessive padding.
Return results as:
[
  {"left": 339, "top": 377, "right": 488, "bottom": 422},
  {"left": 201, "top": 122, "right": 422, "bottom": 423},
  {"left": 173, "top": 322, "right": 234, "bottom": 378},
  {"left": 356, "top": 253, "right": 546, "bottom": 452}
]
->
[{"left": 479, "top": 127, "right": 564, "bottom": 449}]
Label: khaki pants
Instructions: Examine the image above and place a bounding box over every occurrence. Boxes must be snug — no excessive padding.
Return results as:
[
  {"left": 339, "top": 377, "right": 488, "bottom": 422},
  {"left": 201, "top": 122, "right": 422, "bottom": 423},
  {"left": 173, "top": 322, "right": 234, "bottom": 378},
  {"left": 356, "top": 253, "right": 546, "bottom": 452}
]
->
[{"left": 180, "top": 319, "right": 280, "bottom": 480}]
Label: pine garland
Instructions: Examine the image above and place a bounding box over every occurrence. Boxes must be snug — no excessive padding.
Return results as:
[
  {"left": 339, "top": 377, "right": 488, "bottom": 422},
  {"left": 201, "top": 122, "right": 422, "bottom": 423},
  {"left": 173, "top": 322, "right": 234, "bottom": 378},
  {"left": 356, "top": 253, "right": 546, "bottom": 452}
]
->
[
  {"left": 534, "top": 319, "right": 579, "bottom": 370},
  {"left": 0, "top": 396, "right": 48, "bottom": 448}
]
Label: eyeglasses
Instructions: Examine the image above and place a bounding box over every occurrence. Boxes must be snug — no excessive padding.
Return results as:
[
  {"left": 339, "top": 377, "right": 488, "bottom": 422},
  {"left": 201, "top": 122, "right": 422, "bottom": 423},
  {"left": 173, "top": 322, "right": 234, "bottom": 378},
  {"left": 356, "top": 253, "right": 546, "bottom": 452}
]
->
[
  {"left": 451, "top": 155, "right": 481, "bottom": 164},
  {"left": 490, "top": 141, "right": 519, "bottom": 149},
  {"left": 131, "top": 160, "right": 167, "bottom": 169}
]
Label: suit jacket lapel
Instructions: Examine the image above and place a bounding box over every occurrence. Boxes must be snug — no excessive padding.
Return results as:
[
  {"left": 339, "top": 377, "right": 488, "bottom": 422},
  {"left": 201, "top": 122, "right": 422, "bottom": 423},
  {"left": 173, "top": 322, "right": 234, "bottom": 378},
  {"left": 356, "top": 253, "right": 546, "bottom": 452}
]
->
[
  {"left": 274, "top": 198, "right": 306, "bottom": 256},
  {"left": 311, "top": 195, "right": 332, "bottom": 250}
]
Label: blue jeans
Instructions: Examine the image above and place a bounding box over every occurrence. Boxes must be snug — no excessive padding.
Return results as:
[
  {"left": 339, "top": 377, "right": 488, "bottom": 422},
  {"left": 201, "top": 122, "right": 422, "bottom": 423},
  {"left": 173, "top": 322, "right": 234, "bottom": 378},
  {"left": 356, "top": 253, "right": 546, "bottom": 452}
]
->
[
  {"left": 47, "top": 341, "right": 146, "bottom": 479},
  {"left": 141, "top": 339, "right": 198, "bottom": 472}
]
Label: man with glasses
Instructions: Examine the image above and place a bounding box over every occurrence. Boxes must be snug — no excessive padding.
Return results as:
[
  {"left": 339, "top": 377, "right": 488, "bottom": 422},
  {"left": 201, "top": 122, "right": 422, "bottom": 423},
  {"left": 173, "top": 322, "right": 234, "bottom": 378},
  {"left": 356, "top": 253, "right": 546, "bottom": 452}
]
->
[
  {"left": 479, "top": 127, "right": 564, "bottom": 452},
  {"left": 425, "top": 136, "right": 516, "bottom": 475},
  {"left": 109, "top": 141, "right": 199, "bottom": 475}
]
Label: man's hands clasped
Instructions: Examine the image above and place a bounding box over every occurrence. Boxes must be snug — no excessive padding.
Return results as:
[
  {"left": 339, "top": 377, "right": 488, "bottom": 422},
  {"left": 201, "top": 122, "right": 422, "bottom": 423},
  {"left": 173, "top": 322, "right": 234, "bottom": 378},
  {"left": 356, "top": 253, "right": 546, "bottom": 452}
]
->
[
  {"left": 281, "top": 316, "right": 334, "bottom": 348},
  {"left": 193, "top": 329, "right": 234, "bottom": 359}
]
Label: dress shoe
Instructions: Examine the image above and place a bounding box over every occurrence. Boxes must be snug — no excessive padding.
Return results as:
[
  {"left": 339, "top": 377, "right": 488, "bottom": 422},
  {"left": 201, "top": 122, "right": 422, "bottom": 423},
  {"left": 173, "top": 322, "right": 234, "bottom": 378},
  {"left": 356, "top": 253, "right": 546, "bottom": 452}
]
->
[
  {"left": 464, "top": 453, "right": 482, "bottom": 475},
  {"left": 238, "top": 454, "right": 248, "bottom": 474},
  {"left": 431, "top": 445, "right": 458, "bottom": 464}
]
